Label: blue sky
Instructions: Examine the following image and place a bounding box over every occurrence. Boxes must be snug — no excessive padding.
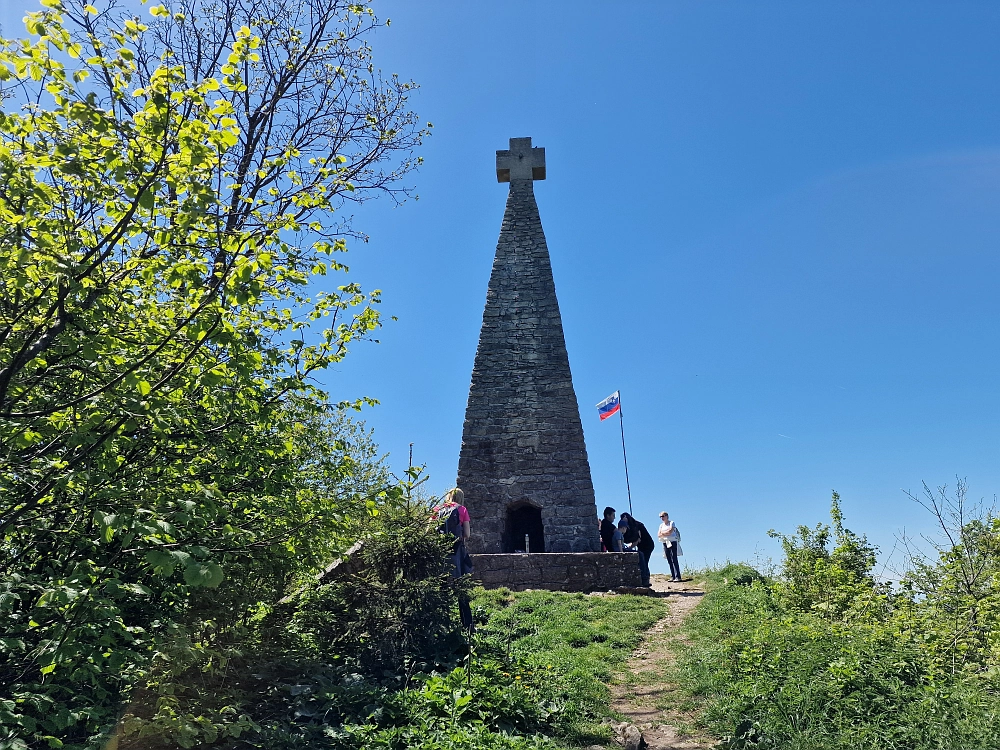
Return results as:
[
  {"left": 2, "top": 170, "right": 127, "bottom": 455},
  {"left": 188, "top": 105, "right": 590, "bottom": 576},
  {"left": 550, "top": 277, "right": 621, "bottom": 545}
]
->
[{"left": 5, "top": 2, "right": 1000, "bottom": 575}]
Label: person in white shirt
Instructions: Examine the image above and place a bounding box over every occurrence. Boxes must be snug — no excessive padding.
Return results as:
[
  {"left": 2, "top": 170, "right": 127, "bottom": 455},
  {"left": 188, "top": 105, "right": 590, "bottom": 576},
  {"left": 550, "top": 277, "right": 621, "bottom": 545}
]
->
[{"left": 658, "top": 511, "right": 683, "bottom": 582}]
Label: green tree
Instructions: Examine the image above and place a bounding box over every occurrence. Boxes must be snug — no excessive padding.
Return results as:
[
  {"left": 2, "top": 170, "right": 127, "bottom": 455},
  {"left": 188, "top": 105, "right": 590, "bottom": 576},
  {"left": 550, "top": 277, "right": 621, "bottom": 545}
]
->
[
  {"left": 899, "top": 479, "right": 1000, "bottom": 676},
  {"left": 0, "top": 0, "right": 424, "bottom": 746},
  {"left": 768, "top": 491, "right": 880, "bottom": 618}
]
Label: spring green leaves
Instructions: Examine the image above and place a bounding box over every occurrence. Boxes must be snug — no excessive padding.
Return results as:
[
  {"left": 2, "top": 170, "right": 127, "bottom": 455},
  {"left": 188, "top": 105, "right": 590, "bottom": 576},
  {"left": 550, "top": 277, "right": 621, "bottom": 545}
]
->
[
  {"left": 0, "top": 0, "right": 423, "bottom": 746},
  {"left": 145, "top": 550, "right": 224, "bottom": 588}
]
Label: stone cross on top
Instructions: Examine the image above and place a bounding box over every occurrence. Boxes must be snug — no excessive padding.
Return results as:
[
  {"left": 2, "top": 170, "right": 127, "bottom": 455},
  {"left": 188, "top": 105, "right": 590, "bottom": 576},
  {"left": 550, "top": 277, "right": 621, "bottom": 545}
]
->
[{"left": 496, "top": 137, "right": 546, "bottom": 183}]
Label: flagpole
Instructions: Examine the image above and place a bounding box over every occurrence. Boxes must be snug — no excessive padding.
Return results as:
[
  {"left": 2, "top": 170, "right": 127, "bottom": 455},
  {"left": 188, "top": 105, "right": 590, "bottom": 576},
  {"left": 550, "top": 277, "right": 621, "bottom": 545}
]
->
[{"left": 618, "top": 393, "right": 633, "bottom": 516}]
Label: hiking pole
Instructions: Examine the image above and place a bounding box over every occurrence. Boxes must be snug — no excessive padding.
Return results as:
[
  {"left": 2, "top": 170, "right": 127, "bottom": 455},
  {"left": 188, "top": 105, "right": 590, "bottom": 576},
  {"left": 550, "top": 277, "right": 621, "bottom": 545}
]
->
[{"left": 467, "top": 622, "right": 474, "bottom": 687}]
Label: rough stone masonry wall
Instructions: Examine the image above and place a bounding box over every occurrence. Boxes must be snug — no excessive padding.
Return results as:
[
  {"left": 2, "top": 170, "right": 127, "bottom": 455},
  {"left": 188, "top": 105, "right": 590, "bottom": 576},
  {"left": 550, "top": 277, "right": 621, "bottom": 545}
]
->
[
  {"left": 471, "top": 553, "right": 642, "bottom": 592},
  {"left": 458, "top": 179, "right": 600, "bottom": 554}
]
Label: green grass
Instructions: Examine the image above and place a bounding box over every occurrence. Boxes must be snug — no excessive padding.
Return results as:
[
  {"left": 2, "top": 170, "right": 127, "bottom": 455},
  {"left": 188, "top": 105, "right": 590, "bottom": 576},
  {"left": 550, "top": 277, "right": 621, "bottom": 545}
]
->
[
  {"left": 671, "top": 564, "right": 1000, "bottom": 750},
  {"left": 472, "top": 588, "right": 667, "bottom": 745}
]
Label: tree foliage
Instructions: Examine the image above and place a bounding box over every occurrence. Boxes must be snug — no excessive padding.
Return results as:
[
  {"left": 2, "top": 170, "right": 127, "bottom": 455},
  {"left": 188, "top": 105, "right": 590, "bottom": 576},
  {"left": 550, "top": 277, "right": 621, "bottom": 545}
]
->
[
  {"left": 0, "top": 0, "right": 425, "bottom": 746},
  {"left": 898, "top": 479, "right": 1000, "bottom": 677},
  {"left": 768, "top": 491, "right": 881, "bottom": 618}
]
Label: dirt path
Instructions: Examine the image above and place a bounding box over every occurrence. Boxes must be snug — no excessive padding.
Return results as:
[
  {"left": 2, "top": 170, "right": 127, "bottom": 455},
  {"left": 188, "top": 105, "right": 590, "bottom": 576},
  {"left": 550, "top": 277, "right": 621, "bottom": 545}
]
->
[{"left": 609, "top": 574, "right": 714, "bottom": 750}]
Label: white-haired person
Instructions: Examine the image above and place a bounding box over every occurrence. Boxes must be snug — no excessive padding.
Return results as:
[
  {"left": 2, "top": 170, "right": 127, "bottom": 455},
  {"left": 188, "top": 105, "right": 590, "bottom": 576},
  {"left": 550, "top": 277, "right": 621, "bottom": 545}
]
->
[{"left": 658, "top": 511, "right": 683, "bottom": 582}]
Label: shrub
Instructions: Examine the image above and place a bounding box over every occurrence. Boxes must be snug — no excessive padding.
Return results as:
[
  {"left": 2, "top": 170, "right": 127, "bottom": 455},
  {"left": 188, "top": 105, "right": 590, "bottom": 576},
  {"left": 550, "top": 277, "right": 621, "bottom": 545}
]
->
[
  {"left": 110, "top": 498, "right": 471, "bottom": 748},
  {"left": 282, "top": 505, "right": 471, "bottom": 677},
  {"left": 767, "top": 492, "right": 881, "bottom": 619},
  {"left": 675, "top": 494, "right": 1000, "bottom": 750}
]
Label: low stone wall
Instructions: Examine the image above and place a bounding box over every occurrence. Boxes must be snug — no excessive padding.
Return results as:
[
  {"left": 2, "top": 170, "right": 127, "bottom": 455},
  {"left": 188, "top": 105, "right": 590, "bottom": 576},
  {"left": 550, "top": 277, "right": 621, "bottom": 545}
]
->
[{"left": 470, "top": 552, "right": 642, "bottom": 592}]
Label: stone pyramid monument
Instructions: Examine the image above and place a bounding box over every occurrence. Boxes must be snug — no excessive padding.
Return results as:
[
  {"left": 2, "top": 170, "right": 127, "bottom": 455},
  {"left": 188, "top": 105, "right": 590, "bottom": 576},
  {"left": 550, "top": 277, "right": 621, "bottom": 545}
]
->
[{"left": 457, "top": 137, "right": 601, "bottom": 555}]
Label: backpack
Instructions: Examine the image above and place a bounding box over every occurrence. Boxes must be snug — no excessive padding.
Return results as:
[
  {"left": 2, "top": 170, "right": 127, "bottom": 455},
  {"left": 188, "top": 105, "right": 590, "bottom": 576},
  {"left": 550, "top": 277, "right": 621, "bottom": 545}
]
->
[
  {"left": 437, "top": 504, "right": 473, "bottom": 575},
  {"left": 439, "top": 505, "right": 462, "bottom": 541}
]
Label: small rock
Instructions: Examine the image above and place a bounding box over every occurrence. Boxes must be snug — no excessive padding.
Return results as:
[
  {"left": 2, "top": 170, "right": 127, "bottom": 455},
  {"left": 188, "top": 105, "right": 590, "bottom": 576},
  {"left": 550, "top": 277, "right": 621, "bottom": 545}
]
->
[
  {"left": 612, "top": 722, "right": 647, "bottom": 750},
  {"left": 623, "top": 724, "right": 646, "bottom": 750}
]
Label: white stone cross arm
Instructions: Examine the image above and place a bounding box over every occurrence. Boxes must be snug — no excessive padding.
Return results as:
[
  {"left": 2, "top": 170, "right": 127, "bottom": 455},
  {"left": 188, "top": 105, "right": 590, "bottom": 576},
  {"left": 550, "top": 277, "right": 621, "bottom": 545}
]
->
[{"left": 496, "top": 137, "right": 546, "bottom": 183}]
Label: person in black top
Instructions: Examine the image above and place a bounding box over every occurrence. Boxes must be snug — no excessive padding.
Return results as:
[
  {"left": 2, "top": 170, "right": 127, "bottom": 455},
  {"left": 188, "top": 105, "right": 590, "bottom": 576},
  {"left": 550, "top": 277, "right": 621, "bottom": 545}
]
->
[
  {"left": 600, "top": 506, "right": 617, "bottom": 552},
  {"left": 620, "top": 512, "right": 655, "bottom": 587}
]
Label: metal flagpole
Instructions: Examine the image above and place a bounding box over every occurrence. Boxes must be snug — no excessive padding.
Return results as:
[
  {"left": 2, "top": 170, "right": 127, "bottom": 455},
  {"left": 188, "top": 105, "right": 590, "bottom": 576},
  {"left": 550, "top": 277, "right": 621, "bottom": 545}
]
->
[{"left": 618, "top": 392, "right": 633, "bottom": 516}]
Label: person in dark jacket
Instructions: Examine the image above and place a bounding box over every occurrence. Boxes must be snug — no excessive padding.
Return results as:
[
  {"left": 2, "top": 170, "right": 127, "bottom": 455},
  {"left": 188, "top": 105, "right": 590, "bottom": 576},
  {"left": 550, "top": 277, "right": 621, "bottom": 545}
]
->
[
  {"left": 600, "top": 506, "right": 617, "bottom": 552},
  {"left": 620, "top": 512, "right": 655, "bottom": 587},
  {"left": 435, "top": 488, "right": 474, "bottom": 629}
]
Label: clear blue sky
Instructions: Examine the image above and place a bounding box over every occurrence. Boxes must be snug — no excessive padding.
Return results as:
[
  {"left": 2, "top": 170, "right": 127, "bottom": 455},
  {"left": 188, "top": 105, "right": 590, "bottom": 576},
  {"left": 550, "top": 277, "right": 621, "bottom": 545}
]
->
[{"left": 6, "top": 2, "right": 1000, "bottom": 575}]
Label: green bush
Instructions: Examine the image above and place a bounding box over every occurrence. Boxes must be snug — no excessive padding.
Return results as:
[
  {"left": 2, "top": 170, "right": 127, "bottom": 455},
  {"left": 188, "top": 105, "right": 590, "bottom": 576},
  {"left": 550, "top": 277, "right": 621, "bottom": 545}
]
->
[
  {"left": 280, "top": 505, "right": 470, "bottom": 677},
  {"left": 110, "top": 499, "right": 472, "bottom": 749},
  {"left": 674, "top": 495, "right": 1000, "bottom": 750},
  {"left": 767, "top": 492, "right": 882, "bottom": 619}
]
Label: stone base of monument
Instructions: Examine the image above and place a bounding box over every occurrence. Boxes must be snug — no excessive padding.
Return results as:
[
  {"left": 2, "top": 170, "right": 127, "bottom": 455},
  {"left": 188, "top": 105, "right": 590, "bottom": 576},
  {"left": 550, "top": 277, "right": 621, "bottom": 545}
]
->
[{"left": 470, "top": 552, "right": 643, "bottom": 592}]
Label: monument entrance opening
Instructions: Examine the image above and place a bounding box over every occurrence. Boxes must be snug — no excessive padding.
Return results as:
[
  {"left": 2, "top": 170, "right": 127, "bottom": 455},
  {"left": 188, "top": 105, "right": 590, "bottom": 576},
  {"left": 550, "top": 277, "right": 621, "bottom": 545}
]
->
[{"left": 503, "top": 503, "right": 545, "bottom": 553}]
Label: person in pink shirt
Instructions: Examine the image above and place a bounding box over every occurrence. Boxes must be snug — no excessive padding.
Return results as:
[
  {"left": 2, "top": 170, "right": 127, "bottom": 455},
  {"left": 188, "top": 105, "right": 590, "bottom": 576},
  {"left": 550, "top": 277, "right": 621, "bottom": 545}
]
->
[
  {"left": 434, "top": 488, "right": 473, "bottom": 629},
  {"left": 434, "top": 488, "right": 471, "bottom": 548}
]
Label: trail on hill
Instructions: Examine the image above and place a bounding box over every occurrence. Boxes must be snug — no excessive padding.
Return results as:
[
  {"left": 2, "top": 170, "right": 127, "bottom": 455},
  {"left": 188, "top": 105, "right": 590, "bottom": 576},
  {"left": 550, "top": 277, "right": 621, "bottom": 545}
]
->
[{"left": 609, "top": 574, "right": 713, "bottom": 750}]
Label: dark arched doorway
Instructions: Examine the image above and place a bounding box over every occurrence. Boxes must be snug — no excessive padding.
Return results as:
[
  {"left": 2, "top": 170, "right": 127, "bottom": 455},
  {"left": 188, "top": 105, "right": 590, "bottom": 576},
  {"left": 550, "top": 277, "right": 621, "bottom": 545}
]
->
[{"left": 503, "top": 503, "right": 545, "bottom": 553}]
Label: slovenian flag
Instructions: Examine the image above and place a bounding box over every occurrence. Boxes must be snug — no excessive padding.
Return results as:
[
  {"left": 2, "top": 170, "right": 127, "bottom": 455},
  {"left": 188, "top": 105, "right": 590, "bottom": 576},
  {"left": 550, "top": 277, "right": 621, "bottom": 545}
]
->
[{"left": 596, "top": 391, "right": 620, "bottom": 421}]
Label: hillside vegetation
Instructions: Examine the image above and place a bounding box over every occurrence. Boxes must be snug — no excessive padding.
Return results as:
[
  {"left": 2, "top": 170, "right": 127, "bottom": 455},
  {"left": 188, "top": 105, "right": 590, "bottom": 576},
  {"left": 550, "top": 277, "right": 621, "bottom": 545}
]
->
[
  {"left": 674, "top": 489, "right": 1000, "bottom": 749},
  {"left": 2, "top": 2, "right": 998, "bottom": 749}
]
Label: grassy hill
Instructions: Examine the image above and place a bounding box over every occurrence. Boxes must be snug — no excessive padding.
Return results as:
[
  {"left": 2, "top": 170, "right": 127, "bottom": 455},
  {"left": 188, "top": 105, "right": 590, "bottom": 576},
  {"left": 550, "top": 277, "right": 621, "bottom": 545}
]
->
[{"left": 7, "top": 490, "right": 1000, "bottom": 750}]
